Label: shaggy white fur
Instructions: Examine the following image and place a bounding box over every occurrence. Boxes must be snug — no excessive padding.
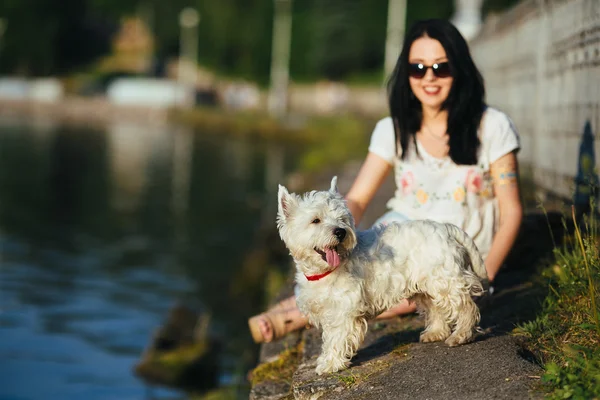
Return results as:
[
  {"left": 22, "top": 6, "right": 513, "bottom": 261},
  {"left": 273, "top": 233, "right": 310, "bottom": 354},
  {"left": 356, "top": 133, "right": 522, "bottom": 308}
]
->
[{"left": 277, "top": 176, "right": 488, "bottom": 375}]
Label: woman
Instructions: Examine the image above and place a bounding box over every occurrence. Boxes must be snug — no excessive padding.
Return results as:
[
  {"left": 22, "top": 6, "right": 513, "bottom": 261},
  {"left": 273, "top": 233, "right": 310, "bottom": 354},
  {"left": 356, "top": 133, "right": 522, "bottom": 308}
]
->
[{"left": 249, "top": 19, "right": 522, "bottom": 343}]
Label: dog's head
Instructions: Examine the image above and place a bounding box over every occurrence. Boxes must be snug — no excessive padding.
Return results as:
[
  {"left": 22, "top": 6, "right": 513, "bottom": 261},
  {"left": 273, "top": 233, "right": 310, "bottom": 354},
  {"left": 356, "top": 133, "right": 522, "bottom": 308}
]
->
[{"left": 277, "top": 176, "right": 357, "bottom": 276}]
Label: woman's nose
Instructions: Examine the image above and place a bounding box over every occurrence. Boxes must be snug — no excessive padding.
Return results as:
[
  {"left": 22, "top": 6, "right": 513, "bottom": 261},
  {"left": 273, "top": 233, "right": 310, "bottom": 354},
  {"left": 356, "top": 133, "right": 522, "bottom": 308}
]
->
[{"left": 423, "top": 68, "right": 436, "bottom": 81}]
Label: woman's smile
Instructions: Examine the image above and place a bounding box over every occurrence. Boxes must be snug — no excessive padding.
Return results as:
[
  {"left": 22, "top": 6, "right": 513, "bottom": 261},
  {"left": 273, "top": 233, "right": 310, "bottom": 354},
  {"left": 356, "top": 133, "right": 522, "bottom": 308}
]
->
[{"left": 423, "top": 85, "right": 442, "bottom": 95}]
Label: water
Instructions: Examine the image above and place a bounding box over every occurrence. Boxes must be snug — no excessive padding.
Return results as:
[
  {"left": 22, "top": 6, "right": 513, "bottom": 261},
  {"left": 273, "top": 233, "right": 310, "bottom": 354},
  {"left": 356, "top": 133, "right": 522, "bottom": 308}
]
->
[{"left": 0, "top": 117, "right": 302, "bottom": 399}]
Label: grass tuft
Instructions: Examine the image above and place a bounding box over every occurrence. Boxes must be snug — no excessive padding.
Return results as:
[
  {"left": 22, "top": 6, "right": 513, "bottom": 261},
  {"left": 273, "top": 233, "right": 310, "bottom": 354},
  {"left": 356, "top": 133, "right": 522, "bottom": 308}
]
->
[{"left": 515, "top": 205, "right": 600, "bottom": 399}]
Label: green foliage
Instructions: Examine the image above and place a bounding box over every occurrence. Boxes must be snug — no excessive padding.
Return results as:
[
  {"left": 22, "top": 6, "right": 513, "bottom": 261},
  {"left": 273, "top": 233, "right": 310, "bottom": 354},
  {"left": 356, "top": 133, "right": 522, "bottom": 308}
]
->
[
  {"left": 171, "top": 106, "right": 375, "bottom": 173},
  {"left": 250, "top": 344, "right": 301, "bottom": 386},
  {"left": 299, "top": 115, "right": 373, "bottom": 172},
  {"left": 335, "top": 371, "right": 358, "bottom": 386},
  {"left": 542, "top": 356, "right": 600, "bottom": 400},
  {"left": 405, "top": 0, "right": 454, "bottom": 32},
  {"left": 0, "top": 0, "right": 523, "bottom": 80},
  {"left": 0, "top": 0, "right": 459, "bottom": 81},
  {"left": 0, "top": 0, "right": 111, "bottom": 75},
  {"left": 516, "top": 210, "right": 600, "bottom": 399}
]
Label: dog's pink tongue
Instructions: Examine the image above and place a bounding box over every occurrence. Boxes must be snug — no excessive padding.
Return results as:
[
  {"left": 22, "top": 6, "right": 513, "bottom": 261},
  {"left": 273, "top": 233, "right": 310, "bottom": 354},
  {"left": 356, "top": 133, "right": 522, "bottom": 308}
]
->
[{"left": 325, "top": 248, "right": 340, "bottom": 267}]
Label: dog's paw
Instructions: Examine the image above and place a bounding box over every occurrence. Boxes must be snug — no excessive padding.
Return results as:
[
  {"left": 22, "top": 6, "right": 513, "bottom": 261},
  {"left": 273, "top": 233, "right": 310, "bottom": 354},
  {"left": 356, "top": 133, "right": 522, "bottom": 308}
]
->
[
  {"left": 315, "top": 355, "right": 348, "bottom": 375},
  {"left": 315, "top": 364, "right": 328, "bottom": 376},
  {"left": 444, "top": 331, "right": 473, "bottom": 347},
  {"left": 420, "top": 330, "right": 450, "bottom": 343},
  {"left": 315, "top": 362, "right": 336, "bottom": 375}
]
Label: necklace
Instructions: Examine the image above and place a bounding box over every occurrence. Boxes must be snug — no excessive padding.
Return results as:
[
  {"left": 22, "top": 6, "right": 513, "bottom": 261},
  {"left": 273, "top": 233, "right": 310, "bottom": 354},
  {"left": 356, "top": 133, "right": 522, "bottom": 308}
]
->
[{"left": 422, "top": 124, "right": 448, "bottom": 142}]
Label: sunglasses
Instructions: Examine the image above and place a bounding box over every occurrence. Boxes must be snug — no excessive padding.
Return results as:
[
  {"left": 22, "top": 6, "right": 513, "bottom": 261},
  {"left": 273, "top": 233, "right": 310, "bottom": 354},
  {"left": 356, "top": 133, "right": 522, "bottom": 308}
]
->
[{"left": 408, "top": 62, "right": 452, "bottom": 79}]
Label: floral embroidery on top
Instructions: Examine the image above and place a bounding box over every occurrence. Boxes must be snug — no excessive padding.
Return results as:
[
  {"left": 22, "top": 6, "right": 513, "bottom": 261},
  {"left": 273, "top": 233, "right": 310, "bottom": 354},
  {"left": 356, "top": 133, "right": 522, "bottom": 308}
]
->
[
  {"left": 465, "top": 169, "right": 483, "bottom": 193},
  {"left": 395, "top": 144, "right": 495, "bottom": 209},
  {"left": 372, "top": 107, "right": 520, "bottom": 260},
  {"left": 415, "top": 189, "right": 429, "bottom": 204},
  {"left": 453, "top": 187, "right": 466, "bottom": 202},
  {"left": 400, "top": 171, "right": 415, "bottom": 195}
]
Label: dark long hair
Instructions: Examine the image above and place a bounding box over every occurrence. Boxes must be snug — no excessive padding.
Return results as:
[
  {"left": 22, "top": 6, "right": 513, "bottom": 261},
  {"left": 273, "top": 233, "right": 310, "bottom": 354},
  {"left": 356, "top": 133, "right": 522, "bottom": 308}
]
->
[{"left": 387, "top": 19, "right": 485, "bottom": 165}]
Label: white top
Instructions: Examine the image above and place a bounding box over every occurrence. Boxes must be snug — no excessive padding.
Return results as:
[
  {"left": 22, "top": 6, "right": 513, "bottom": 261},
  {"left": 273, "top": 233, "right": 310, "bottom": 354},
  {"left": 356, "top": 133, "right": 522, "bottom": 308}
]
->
[{"left": 368, "top": 107, "right": 520, "bottom": 258}]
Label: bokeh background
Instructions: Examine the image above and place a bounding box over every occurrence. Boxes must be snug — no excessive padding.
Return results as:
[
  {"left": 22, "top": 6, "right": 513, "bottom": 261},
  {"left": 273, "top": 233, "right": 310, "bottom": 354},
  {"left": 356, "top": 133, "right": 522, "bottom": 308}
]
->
[
  {"left": 0, "top": 0, "right": 597, "bottom": 399},
  {"left": 0, "top": 0, "right": 518, "bottom": 82}
]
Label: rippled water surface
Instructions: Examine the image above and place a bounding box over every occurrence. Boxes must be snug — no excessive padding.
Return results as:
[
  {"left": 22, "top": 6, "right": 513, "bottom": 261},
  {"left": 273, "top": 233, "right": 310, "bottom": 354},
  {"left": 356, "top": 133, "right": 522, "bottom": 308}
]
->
[{"left": 0, "top": 118, "right": 302, "bottom": 399}]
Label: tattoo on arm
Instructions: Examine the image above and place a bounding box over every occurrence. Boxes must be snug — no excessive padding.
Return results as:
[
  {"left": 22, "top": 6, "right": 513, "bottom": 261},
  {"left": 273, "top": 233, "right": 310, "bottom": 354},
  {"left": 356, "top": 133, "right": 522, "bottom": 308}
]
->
[{"left": 492, "top": 160, "right": 518, "bottom": 188}]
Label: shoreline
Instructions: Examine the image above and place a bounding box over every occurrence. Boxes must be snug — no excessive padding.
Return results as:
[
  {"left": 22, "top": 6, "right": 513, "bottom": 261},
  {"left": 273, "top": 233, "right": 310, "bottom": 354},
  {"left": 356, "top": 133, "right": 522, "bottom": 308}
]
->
[
  {"left": 0, "top": 98, "right": 170, "bottom": 127},
  {"left": 0, "top": 97, "right": 373, "bottom": 139}
]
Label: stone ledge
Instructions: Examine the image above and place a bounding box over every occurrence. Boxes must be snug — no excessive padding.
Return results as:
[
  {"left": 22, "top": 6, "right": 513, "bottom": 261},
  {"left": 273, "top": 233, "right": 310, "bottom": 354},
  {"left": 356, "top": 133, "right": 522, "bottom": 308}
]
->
[{"left": 250, "top": 273, "right": 549, "bottom": 399}]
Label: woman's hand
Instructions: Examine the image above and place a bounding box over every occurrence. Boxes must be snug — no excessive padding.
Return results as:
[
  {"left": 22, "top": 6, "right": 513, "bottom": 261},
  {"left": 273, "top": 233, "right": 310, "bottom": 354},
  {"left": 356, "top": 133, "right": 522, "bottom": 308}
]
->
[
  {"left": 485, "top": 151, "right": 523, "bottom": 282},
  {"left": 345, "top": 152, "right": 393, "bottom": 226}
]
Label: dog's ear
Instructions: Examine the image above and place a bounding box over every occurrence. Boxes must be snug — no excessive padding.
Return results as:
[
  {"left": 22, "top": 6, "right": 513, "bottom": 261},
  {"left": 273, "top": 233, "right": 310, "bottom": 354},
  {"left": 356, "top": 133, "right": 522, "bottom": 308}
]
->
[
  {"left": 277, "top": 184, "right": 297, "bottom": 224},
  {"left": 329, "top": 176, "right": 339, "bottom": 194}
]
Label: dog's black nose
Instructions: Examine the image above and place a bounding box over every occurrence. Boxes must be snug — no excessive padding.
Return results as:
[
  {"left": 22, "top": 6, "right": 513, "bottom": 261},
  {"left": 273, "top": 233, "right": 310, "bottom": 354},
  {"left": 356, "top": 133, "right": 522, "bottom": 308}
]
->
[{"left": 333, "top": 228, "right": 346, "bottom": 241}]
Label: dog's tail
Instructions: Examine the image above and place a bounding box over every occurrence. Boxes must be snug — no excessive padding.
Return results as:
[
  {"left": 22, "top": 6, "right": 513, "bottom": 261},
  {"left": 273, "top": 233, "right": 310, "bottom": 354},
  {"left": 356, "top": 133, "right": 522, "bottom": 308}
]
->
[{"left": 444, "top": 223, "right": 489, "bottom": 288}]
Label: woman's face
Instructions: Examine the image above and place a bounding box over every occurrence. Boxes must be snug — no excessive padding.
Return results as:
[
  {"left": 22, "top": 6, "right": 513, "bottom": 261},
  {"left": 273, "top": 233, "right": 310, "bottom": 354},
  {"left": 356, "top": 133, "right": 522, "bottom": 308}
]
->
[{"left": 408, "top": 36, "right": 453, "bottom": 111}]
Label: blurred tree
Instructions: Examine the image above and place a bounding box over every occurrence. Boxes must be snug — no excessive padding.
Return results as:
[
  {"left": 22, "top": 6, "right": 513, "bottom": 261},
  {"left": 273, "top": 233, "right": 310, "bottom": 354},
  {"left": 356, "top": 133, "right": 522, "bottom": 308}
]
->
[
  {"left": 197, "top": 0, "right": 273, "bottom": 83},
  {"left": 0, "top": 0, "right": 115, "bottom": 75},
  {"left": 291, "top": 0, "right": 453, "bottom": 82},
  {"left": 0, "top": 0, "right": 519, "bottom": 81},
  {"left": 91, "top": 0, "right": 275, "bottom": 83},
  {"left": 308, "top": 0, "right": 383, "bottom": 80},
  {"left": 406, "top": 0, "right": 454, "bottom": 32},
  {"left": 309, "top": 0, "right": 364, "bottom": 80}
]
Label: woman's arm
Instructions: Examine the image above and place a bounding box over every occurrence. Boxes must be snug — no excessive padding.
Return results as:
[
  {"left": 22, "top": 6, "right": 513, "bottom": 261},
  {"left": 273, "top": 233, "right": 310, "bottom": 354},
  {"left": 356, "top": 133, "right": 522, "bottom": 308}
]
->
[
  {"left": 485, "top": 151, "right": 523, "bottom": 282},
  {"left": 345, "top": 152, "right": 393, "bottom": 226}
]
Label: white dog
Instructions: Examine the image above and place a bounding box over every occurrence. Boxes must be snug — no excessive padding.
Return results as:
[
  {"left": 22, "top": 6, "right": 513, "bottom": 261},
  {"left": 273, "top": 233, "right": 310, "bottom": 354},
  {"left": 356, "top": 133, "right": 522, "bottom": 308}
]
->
[{"left": 277, "top": 176, "right": 488, "bottom": 375}]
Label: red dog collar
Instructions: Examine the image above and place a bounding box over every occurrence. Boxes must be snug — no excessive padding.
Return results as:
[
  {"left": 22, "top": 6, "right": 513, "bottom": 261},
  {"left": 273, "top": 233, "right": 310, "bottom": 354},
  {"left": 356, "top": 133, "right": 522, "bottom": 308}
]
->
[{"left": 304, "top": 265, "right": 339, "bottom": 281}]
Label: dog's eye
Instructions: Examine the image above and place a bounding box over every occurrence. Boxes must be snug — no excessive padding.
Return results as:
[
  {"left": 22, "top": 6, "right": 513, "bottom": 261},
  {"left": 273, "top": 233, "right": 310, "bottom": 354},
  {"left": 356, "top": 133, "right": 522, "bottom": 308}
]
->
[{"left": 311, "top": 218, "right": 321, "bottom": 224}]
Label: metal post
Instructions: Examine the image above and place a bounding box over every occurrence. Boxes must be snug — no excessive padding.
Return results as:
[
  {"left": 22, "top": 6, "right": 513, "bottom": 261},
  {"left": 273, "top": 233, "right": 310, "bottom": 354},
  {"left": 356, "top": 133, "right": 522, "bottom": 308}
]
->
[
  {"left": 178, "top": 8, "right": 200, "bottom": 106},
  {"left": 172, "top": 126, "right": 193, "bottom": 219},
  {"left": 450, "top": 0, "right": 483, "bottom": 42},
  {"left": 268, "top": 0, "right": 293, "bottom": 118},
  {"left": 384, "top": 0, "right": 406, "bottom": 78},
  {"left": 0, "top": 19, "right": 6, "bottom": 68}
]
